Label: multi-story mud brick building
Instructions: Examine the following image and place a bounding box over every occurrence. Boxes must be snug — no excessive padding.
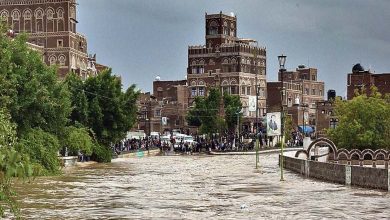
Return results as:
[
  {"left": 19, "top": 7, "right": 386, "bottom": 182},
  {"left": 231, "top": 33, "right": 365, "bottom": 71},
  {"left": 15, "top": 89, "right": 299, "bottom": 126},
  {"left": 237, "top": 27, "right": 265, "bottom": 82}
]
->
[
  {"left": 0, "top": 0, "right": 105, "bottom": 77},
  {"left": 187, "top": 12, "right": 267, "bottom": 132}
]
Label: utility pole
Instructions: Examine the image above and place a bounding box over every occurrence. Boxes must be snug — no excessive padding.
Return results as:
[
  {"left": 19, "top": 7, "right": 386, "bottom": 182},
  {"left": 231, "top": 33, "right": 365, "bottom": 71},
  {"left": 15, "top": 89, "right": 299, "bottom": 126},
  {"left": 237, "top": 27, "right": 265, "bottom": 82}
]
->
[
  {"left": 236, "top": 110, "right": 240, "bottom": 144},
  {"left": 278, "top": 54, "right": 287, "bottom": 181},
  {"left": 254, "top": 41, "right": 259, "bottom": 170}
]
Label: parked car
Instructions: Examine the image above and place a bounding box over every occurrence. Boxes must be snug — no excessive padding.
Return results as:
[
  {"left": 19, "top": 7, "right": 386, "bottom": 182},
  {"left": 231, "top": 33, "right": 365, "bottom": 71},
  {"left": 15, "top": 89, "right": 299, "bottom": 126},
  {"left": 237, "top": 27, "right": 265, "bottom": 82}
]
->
[
  {"left": 160, "top": 135, "right": 170, "bottom": 144},
  {"left": 183, "top": 135, "right": 195, "bottom": 144}
]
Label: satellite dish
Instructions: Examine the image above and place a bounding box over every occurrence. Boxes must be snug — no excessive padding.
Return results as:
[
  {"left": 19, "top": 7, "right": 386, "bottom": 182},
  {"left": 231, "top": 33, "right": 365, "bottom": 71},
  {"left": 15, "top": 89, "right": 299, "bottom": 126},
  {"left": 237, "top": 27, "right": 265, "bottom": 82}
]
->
[
  {"left": 155, "top": 75, "right": 161, "bottom": 81},
  {"left": 230, "top": 12, "right": 235, "bottom": 17}
]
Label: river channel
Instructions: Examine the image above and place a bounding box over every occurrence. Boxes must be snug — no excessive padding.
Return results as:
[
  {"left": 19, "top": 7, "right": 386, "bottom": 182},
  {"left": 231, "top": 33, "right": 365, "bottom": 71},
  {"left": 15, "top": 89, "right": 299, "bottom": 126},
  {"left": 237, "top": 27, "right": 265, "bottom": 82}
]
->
[{"left": 14, "top": 153, "right": 390, "bottom": 219}]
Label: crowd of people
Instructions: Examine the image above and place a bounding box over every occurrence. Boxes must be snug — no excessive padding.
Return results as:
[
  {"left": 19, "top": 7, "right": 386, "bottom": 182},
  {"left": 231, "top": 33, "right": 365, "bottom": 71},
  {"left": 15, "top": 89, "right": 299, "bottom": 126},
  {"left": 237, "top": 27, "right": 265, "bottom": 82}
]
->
[
  {"left": 112, "top": 137, "right": 161, "bottom": 155},
  {"left": 111, "top": 130, "right": 311, "bottom": 157}
]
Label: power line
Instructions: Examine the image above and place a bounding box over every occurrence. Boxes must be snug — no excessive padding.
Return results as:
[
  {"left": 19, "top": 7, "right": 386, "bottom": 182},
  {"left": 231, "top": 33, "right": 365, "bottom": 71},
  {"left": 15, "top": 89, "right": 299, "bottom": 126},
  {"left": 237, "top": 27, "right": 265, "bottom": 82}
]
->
[{"left": 67, "top": 85, "right": 114, "bottom": 101}]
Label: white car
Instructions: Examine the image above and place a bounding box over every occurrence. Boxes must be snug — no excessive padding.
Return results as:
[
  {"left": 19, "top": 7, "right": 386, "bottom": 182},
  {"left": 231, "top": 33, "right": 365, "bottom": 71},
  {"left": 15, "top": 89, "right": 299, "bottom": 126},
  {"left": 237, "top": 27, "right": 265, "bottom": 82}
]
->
[
  {"left": 160, "top": 135, "right": 171, "bottom": 144},
  {"left": 183, "top": 135, "right": 195, "bottom": 144},
  {"left": 174, "top": 135, "right": 196, "bottom": 148}
]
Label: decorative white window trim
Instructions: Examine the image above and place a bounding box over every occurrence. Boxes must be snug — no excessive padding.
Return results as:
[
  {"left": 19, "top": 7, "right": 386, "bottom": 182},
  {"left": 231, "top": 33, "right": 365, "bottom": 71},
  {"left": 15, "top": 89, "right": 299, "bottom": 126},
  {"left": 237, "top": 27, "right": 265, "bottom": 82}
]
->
[
  {"left": 34, "top": 8, "right": 44, "bottom": 19},
  {"left": 46, "top": 8, "right": 54, "bottom": 19},
  {"left": 57, "top": 8, "right": 64, "bottom": 19},
  {"left": 49, "top": 55, "right": 57, "bottom": 65},
  {"left": 58, "top": 54, "right": 66, "bottom": 66},
  {"left": 11, "top": 9, "right": 20, "bottom": 20},
  {"left": 23, "top": 9, "right": 32, "bottom": 20},
  {"left": 0, "top": 10, "right": 9, "bottom": 19}
]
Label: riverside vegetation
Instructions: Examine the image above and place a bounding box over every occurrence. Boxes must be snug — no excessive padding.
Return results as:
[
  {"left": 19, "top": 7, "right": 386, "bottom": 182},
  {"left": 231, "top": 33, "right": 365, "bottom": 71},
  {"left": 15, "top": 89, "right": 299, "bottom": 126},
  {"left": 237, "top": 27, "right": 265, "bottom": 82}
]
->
[
  {"left": 0, "top": 25, "right": 139, "bottom": 217},
  {"left": 327, "top": 88, "right": 390, "bottom": 150}
]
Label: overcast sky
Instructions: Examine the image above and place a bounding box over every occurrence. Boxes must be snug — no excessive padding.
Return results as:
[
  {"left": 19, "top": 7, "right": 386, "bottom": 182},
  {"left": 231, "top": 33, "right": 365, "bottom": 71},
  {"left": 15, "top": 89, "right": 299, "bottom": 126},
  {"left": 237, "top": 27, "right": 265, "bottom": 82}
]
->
[{"left": 77, "top": 0, "right": 390, "bottom": 98}]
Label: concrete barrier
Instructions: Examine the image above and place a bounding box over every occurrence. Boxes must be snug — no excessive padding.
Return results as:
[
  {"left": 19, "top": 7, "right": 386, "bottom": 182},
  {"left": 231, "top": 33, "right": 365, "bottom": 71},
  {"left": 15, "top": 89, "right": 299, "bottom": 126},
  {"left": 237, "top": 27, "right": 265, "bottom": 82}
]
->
[{"left": 282, "top": 154, "right": 389, "bottom": 191}]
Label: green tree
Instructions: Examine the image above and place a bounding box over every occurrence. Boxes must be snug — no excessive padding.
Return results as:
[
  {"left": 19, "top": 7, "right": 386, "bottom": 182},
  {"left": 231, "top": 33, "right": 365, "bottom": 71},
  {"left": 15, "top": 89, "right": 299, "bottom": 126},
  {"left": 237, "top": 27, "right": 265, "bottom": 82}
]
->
[
  {"left": 0, "top": 32, "right": 71, "bottom": 136},
  {"left": 186, "top": 97, "right": 204, "bottom": 127},
  {"left": 0, "top": 25, "right": 72, "bottom": 173},
  {"left": 186, "top": 89, "right": 243, "bottom": 136},
  {"left": 328, "top": 89, "right": 390, "bottom": 150},
  {"left": 17, "top": 129, "right": 61, "bottom": 174},
  {"left": 122, "top": 85, "right": 140, "bottom": 135},
  {"left": 284, "top": 114, "right": 293, "bottom": 142},
  {"left": 65, "top": 73, "right": 88, "bottom": 125},
  {"left": 83, "top": 69, "right": 139, "bottom": 146},
  {"left": 63, "top": 126, "right": 94, "bottom": 156},
  {"left": 0, "top": 109, "right": 35, "bottom": 218},
  {"left": 223, "top": 94, "right": 242, "bottom": 133},
  {"left": 187, "top": 89, "right": 223, "bottom": 135}
]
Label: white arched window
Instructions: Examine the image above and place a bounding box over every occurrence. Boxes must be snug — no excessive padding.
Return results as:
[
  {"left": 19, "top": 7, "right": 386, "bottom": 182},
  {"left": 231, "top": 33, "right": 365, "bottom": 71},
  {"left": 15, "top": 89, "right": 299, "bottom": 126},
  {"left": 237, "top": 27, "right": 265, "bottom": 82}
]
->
[
  {"left": 70, "top": 7, "right": 75, "bottom": 18},
  {"left": 71, "top": 55, "right": 76, "bottom": 69},
  {"left": 46, "top": 8, "right": 54, "bottom": 19},
  {"left": 35, "top": 8, "right": 44, "bottom": 19},
  {"left": 221, "top": 80, "right": 229, "bottom": 86},
  {"left": 58, "top": 55, "right": 66, "bottom": 66},
  {"left": 230, "top": 79, "right": 237, "bottom": 85},
  {"left": 11, "top": 9, "right": 20, "bottom": 20},
  {"left": 57, "top": 8, "right": 64, "bottom": 19},
  {"left": 0, "top": 10, "right": 9, "bottom": 20},
  {"left": 23, "top": 9, "right": 32, "bottom": 20},
  {"left": 209, "top": 20, "right": 218, "bottom": 35},
  {"left": 49, "top": 55, "right": 57, "bottom": 65}
]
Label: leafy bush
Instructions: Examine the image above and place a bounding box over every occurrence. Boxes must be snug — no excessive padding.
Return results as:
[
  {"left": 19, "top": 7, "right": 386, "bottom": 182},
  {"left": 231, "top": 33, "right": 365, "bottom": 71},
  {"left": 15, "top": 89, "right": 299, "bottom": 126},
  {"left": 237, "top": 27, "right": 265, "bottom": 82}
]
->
[
  {"left": 91, "top": 143, "right": 112, "bottom": 163},
  {"left": 63, "top": 126, "right": 93, "bottom": 156},
  {"left": 327, "top": 90, "right": 390, "bottom": 150},
  {"left": 16, "top": 129, "right": 61, "bottom": 174},
  {"left": 0, "top": 108, "right": 37, "bottom": 218}
]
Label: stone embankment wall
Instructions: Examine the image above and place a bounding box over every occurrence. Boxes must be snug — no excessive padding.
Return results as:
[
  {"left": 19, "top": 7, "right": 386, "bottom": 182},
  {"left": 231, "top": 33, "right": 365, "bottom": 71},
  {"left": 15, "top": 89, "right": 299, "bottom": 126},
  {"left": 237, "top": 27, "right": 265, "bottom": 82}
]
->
[{"left": 282, "top": 154, "right": 389, "bottom": 191}]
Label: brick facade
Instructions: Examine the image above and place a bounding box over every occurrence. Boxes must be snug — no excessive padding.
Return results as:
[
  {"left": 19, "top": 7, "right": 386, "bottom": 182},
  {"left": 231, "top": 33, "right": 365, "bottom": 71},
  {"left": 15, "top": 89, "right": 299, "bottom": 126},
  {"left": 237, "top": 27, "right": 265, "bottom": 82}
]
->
[
  {"left": 136, "top": 12, "right": 269, "bottom": 135},
  {"left": 134, "top": 80, "right": 191, "bottom": 135},
  {"left": 187, "top": 12, "right": 267, "bottom": 131},
  {"left": 347, "top": 64, "right": 390, "bottom": 100},
  {"left": 267, "top": 65, "right": 325, "bottom": 128},
  {"left": 0, "top": 0, "right": 102, "bottom": 78},
  {"left": 315, "top": 100, "right": 337, "bottom": 137}
]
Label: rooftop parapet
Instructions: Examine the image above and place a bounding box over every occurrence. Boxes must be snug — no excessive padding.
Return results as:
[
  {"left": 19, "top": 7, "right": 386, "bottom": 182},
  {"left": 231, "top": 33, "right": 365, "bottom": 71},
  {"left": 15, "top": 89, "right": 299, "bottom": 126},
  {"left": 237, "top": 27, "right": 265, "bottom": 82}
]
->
[{"left": 188, "top": 42, "right": 266, "bottom": 56}]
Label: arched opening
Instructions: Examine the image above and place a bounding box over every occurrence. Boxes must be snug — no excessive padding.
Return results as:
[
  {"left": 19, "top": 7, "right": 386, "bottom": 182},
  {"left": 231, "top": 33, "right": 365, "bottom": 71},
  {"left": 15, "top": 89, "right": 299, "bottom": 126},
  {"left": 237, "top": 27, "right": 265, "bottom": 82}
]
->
[
  {"left": 307, "top": 138, "right": 337, "bottom": 162},
  {"left": 296, "top": 150, "right": 308, "bottom": 160},
  {"left": 338, "top": 152, "right": 348, "bottom": 165},
  {"left": 363, "top": 153, "right": 373, "bottom": 166},
  {"left": 375, "top": 153, "right": 386, "bottom": 168},
  {"left": 350, "top": 153, "right": 360, "bottom": 166},
  {"left": 45, "top": 8, "right": 55, "bottom": 31}
]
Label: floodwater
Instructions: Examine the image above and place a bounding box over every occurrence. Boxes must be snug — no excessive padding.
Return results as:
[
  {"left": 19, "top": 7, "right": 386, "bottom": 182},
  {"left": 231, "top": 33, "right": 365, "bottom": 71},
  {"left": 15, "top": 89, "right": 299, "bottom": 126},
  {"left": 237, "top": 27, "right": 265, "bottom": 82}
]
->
[{"left": 14, "top": 153, "right": 390, "bottom": 219}]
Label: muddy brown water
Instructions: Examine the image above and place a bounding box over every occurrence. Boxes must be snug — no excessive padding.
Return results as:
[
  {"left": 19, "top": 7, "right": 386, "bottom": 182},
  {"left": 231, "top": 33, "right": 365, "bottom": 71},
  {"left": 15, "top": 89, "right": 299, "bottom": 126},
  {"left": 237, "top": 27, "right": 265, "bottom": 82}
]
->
[{"left": 13, "top": 154, "right": 390, "bottom": 219}]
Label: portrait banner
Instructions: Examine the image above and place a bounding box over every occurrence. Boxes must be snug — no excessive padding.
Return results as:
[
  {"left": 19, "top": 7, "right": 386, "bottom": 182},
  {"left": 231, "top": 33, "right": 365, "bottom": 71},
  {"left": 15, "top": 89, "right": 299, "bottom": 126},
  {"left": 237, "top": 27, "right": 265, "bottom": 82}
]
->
[
  {"left": 266, "top": 112, "right": 281, "bottom": 136},
  {"left": 248, "top": 96, "right": 257, "bottom": 112},
  {"left": 161, "top": 117, "right": 168, "bottom": 126}
]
